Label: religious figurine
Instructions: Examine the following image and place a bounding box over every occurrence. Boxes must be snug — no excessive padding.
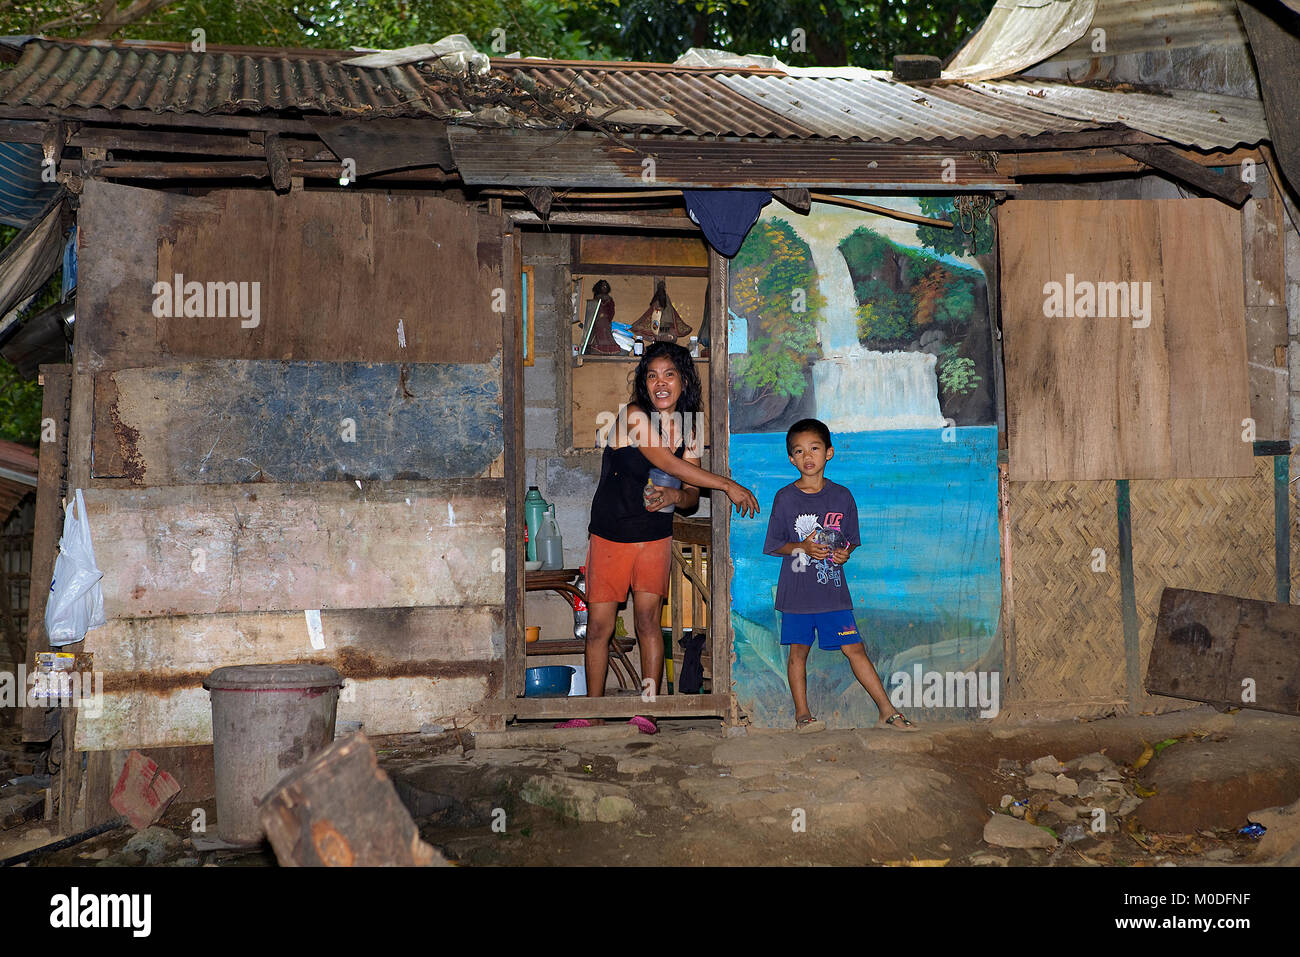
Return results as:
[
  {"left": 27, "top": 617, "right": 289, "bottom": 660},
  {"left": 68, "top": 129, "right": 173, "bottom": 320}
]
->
[
  {"left": 630, "top": 279, "right": 692, "bottom": 343},
  {"left": 580, "top": 279, "right": 623, "bottom": 356}
]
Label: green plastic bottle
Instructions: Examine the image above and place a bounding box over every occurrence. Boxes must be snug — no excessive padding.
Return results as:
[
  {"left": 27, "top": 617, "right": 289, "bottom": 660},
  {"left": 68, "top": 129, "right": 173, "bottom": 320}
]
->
[{"left": 524, "top": 486, "right": 549, "bottom": 563}]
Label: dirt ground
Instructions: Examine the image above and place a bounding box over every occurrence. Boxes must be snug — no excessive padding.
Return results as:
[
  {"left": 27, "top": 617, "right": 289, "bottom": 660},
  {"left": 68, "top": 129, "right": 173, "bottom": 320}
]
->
[{"left": 3, "top": 705, "right": 1299, "bottom": 867}]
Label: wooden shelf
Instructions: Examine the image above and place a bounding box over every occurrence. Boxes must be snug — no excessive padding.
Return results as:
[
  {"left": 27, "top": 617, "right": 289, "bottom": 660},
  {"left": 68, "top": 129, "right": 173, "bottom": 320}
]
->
[{"left": 574, "top": 354, "right": 710, "bottom": 365}]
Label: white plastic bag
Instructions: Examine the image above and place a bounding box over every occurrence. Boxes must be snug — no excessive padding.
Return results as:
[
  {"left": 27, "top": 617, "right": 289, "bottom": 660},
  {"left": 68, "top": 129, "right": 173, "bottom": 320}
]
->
[{"left": 44, "top": 488, "right": 107, "bottom": 646}]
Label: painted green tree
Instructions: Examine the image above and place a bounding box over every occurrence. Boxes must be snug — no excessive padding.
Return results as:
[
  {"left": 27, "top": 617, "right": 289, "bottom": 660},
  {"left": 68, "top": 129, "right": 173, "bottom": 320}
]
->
[{"left": 730, "top": 218, "right": 822, "bottom": 400}]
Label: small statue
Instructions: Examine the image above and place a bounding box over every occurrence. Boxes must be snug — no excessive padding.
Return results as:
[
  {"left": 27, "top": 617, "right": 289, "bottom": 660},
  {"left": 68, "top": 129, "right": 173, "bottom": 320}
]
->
[
  {"left": 630, "top": 279, "right": 692, "bottom": 343},
  {"left": 581, "top": 279, "right": 623, "bottom": 356}
]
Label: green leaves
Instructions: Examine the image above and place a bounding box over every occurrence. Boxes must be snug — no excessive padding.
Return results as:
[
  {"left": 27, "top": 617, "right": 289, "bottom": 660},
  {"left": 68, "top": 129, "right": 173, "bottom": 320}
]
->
[{"left": 0, "top": 358, "right": 41, "bottom": 446}]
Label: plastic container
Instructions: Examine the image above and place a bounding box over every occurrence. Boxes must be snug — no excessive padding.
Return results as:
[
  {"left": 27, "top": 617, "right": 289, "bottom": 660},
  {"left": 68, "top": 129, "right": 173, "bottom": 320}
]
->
[
  {"left": 538, "top": 506, "right": 564, "bottom": 570},
  {"left": 645, "top": 468, "right": 682, "bottom": 514},
  {"left": 525, "top": 665, "right": 574, "bottom": 697},
  {"left": 524, "top": 487, "right": 549, "bottom": 563},
  {"left": 204, "top": 663, "right": 342, "bottom": 845}
]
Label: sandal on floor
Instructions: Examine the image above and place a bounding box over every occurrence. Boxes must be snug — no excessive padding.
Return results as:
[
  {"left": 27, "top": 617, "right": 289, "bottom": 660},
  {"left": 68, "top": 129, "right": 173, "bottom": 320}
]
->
[
  {"left": 629, "top": 715, "right": 658, "bottom": 735},
  {"left": 879, "top": 712, "right": 918, "bottom": 732},
  {"left": 795, "top": 715, "right": 826, "bottom": 734},
  {"left": 554, "top": 719, "right": 594, "bottom": 729}
]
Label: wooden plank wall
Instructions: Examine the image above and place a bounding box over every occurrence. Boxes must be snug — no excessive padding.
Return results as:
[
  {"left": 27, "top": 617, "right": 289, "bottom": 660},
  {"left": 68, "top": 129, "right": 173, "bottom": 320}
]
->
[
  {"left": 69, "top": 181, "right": 508, "bottom": 754},
  {"left": 1002, "top": 199, "right": 1253, "bottom": 481}
]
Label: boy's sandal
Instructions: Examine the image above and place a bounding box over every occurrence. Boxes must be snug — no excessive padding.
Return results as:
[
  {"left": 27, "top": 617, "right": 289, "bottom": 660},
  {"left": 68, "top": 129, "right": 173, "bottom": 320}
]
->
[
  {"left": 795, "top": 715, "right": 826, "bottom": 734},
  {"left": 880, "top": 712, "right": 919, "bottom": 732}
]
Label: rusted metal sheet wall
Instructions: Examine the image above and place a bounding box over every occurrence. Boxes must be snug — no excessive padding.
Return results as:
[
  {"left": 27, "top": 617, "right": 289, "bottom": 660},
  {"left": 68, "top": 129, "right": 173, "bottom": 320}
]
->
[{"left": 70, "top": 182, "right": 507, "bottom": 751}]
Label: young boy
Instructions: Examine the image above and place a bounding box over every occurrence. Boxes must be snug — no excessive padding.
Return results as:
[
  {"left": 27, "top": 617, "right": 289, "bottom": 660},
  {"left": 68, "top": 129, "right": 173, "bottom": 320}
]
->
[{"left": 762, "top": 418, "right": 917, "bottom": 733}]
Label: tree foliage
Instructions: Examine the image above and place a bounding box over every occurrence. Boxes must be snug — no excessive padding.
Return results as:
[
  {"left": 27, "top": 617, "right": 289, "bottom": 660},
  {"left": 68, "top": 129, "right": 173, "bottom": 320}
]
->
[{"left": 559, "top": 0, "right": 992, "bottom": 69}]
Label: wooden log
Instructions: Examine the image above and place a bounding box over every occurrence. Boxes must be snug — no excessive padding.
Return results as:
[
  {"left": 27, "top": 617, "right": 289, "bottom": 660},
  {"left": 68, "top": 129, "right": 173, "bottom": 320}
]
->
[
  {"left": 258, "top": 733, "right": 446, "bottom": 866},
  {"left": 1147, "top": 587, "right": 1300, "bottom": 715},
  {"left": 1116, "top": 145, "right": 1253, "bottom": 206},
  {"left": 1, "top": 790, "right": 44, "bottom": 829},
  {"left": 82, "top": 480, "right": 505, "bottom": 617},
  {"left": 91, "top": 360, "right": 504, "bottom": 485}
]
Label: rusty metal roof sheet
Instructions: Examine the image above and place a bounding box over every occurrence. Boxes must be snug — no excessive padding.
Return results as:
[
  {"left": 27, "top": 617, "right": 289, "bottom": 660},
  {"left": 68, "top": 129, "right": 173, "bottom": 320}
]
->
[
  {"left": 0, "top": 39, "right": 454, "bottom": 116},
  {"left": 715, "top": 71, "right": 1103, "bottom": 142},
  {"left": 970, "top": 79, "right": 1267, "bottom": 148},
  {"left": 490, "top": 62, "right": 816, "bottom": 137}
]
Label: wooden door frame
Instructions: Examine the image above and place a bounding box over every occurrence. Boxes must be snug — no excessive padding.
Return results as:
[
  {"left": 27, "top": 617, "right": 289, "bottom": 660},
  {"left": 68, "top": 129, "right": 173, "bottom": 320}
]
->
[{"left": 487, "top": 222, "right": 736, "bottom": 723}]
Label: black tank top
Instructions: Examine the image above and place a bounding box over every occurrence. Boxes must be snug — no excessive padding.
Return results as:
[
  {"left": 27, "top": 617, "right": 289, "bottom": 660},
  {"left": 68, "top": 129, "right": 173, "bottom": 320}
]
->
[{"left": 588, "top": 440, "right": 686, "bottom": 543}]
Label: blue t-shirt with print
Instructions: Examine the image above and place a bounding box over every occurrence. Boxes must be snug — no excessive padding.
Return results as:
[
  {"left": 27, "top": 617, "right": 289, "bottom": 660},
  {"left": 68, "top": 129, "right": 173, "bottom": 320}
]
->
[{"left": 762, "top": 480, "right": 861, "bottom": 614}]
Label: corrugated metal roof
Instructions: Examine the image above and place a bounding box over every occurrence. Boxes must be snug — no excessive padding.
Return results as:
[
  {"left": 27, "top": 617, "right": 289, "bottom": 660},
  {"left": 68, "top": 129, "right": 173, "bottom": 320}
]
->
[
  {"left": 0, "top": 38, "right": 1269, "bottom": 154},
  {"left": 971, "top": 79, "right": 1267, "bottom": 148},
  {"left": 491, "top": 63, "right": 817, "bottom": 138},
  {"left": 716, "top": 72, "right": 1103, "bottom": 142},
  {"left": 0, "top": 40, "right": 454, "bottom": 116}
]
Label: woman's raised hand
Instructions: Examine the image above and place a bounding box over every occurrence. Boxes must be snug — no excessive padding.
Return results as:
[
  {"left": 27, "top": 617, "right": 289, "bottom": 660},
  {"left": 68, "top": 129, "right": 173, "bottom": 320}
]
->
[{"left": 726, "top": 481, "right": 761, "bottom": 518}]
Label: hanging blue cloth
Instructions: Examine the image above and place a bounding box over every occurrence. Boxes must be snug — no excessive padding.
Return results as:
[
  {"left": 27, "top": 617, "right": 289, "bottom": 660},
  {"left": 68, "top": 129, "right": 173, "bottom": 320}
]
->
[
  {"left": 681, "top": 189, "right": 772, "bottom": 258},
  {"left": 61, "top": 226, "right": 77, "bottom": 301}
]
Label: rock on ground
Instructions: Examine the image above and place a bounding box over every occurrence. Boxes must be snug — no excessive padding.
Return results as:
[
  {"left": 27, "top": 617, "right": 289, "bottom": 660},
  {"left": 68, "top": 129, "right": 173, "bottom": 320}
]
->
[
  {"left": 123, "top": 826, "right": 184, "bottom": 866},
  {"left": 984, "top": 813, "right": 1058, "bottom": 849}
]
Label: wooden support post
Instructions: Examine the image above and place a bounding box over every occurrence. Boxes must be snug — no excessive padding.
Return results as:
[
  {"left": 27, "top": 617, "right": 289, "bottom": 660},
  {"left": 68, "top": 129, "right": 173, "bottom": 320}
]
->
[
  {"left": 708, "top": 248, "right": 737, "bottom": 723},
  {"left": 502, "top": 219, "right": 525, "bottom": 703},
  {"left": 264, "top": 132, "right": 291, "bottom": 192},
  {"left": 22, "top": 365, "right": 70, "bottom": 743}
]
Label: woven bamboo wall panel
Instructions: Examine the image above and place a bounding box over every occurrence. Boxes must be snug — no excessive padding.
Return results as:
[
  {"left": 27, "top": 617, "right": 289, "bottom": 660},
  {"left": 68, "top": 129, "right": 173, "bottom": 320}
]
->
[
  {"left": 1132, "top": 457, "right": 1276, "bottom": 697},
  {"left": 1008, "top": 480, "right": 1124, "bottom": 702}
]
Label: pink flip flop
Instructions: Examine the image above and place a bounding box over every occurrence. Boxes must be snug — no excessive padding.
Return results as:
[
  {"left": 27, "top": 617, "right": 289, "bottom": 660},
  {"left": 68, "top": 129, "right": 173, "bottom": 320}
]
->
[
  {"left": 554, "top": 719, "right": 594, "bottom": 729},
  {"left": 628, "top": 716, "right": 658, "bottom": 735}
]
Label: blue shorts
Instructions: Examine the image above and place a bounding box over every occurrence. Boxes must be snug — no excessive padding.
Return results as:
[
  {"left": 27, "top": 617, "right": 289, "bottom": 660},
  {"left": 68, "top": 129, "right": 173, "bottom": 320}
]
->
[{"left": 780, "top": 609, "right": 862, "bottom": 650}]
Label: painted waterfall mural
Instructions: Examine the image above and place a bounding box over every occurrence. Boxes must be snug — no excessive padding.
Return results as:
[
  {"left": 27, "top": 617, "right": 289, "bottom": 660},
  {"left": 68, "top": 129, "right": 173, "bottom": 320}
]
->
[{"left": 728, "top": 197, "right": 1002, "bottom": 727}]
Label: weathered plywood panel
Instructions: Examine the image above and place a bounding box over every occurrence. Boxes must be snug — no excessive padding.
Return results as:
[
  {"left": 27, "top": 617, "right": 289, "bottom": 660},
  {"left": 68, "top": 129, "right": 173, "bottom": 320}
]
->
[
  {"left": 78, "top": 181, "right": 503, "bottom": 373},
  {"left": 91, "top": 359, "right": 504, "bottom": 484},
  {"left": 77, "top": 675, "right": 494, "bottom": 751},
  {"left": 83, "top": 605, "right": 503, "bottom": 675},
  {"left": 1147, "top": 587, "right": 1300, "bottom": 716},
  {"left": 83, "top": 480, "right": 505, "bottom": 617},
  {"left": 1003, "top": 199, "right": 1252, "bottom": 481},
  {"left": 75, "top": 605, "right": 502, "bottom": 750}
]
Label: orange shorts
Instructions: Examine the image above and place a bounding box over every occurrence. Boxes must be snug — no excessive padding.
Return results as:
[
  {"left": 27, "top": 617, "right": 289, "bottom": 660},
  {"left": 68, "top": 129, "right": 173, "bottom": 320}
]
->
[{"left": 586, "top": 534, "right": 672, "bottom": 603}]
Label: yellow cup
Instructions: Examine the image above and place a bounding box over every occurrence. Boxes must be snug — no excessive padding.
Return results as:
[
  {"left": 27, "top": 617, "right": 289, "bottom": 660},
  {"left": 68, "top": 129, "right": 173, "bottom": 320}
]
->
[{"left": 526, "top": 626, "right": 540, "bottom": 643}]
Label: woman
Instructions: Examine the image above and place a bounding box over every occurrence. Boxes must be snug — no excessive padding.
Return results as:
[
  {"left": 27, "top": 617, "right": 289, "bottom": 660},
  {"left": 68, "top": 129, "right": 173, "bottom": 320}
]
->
[{"left": 559, "top": 341, "right": 760, "bottom": 730}]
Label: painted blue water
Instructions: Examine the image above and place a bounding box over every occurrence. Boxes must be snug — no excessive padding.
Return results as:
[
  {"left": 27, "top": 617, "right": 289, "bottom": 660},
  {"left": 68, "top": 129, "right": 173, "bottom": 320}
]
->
[{"left": 728, "top": 426, "right": 1002, "bottom": 724}]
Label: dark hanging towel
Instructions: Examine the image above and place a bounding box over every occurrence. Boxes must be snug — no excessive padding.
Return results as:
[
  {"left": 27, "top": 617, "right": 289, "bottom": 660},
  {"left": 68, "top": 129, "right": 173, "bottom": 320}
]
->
[{"left": 678, "top": 632, "right": 708, "bottom": 694}]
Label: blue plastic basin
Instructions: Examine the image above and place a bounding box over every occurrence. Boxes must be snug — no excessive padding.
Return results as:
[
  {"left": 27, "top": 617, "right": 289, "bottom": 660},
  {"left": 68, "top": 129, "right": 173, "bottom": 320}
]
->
[{"left": 524, "top": 666, "right": 575, "bottom": 698}]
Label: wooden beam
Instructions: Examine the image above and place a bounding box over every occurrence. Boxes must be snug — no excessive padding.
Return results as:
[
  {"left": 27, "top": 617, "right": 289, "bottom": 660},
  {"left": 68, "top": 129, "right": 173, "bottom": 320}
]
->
[
  {"left": 1117, "top": 144, "right": 1254, "bottom": 205},
  {"left": 998, "top": 145, "right": 1262, "bottom": 178},
  {"left": 0, "top": 105, "right": 317, "bottom": 134},
  {"left": 473, "top": 692, "right": 732, "bottom": 718},
  {"left": 808, "top": 192, "right": 953, "bottom": 228},
  {"left": 510, "top": 210, "right": 697, "bottom": 230},
  {"left": 74, "top": 159, "right": 458, "bottom": 183}
]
